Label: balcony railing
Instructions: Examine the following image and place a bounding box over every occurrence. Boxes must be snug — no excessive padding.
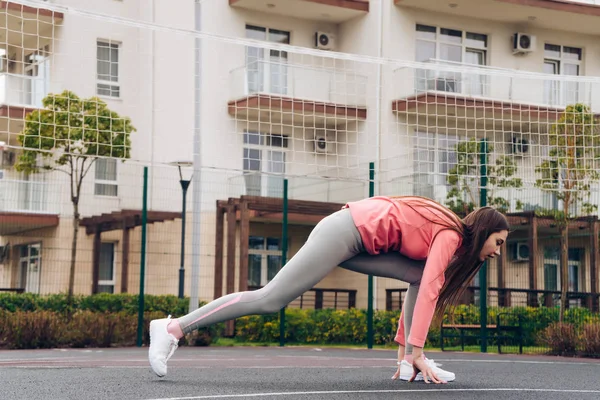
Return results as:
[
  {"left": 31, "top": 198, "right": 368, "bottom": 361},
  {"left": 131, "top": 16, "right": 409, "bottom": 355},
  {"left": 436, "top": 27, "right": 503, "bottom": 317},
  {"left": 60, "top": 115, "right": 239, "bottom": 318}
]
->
[
  {"left": 0, "top": 178, "right": 57, "bottom": 213},
  {"left": 386, "top": 174, "right": 600, "bottom": 216},
  {"left": 230, "top": 60, "right": 367, "bottom": 106},
  {"left": 227, "top": 171, "right": 367, "bottom": 204},
  {"left": 395, "top": 59, "right": 600, "bottom": 112},
  {"left": 0, "top": 73, "right": 49, "bottom": 108}
]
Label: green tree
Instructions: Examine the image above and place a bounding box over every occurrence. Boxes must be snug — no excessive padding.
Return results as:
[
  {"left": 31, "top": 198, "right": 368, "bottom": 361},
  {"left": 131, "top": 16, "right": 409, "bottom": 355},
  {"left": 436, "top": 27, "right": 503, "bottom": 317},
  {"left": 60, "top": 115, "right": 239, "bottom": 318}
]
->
[
  {"left": 446, "top": 138, "right": 523, "bottom": 215},
  {"left": 535, "top": 103, "right": 600, "bottom": 320},
  {"left": 15, "top": 90, "right": 136, "bottom": 297}
]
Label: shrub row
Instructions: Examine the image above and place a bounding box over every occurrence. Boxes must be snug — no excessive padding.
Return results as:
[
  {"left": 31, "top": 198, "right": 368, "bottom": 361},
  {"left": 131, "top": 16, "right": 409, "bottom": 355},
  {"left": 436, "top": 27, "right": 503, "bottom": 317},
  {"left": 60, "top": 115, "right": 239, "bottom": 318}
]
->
[
  {"left": 0, "top": 292, "right": 190, "bottom": 315},
  {"left": 0, "top": 309, "right": 223, "bottom": 349},
  {"left": 1, "top": 294, "right": 599, "bottom": 357}
]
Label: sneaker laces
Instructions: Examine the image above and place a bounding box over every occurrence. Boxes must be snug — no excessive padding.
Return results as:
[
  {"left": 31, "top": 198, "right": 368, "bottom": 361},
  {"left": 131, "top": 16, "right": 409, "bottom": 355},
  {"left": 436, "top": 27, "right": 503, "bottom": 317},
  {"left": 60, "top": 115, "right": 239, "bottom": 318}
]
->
[{"left": 424, "top": 357, "right": 443, "bottom": 368}]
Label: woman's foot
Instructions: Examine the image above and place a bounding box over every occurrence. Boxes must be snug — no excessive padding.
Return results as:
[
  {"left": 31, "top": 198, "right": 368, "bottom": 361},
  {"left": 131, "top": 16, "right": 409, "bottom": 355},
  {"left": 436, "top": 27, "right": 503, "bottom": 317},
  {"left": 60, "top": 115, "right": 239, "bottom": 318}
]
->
[{"left": 148, "top": 315, "right": 180, "bottom": 377}]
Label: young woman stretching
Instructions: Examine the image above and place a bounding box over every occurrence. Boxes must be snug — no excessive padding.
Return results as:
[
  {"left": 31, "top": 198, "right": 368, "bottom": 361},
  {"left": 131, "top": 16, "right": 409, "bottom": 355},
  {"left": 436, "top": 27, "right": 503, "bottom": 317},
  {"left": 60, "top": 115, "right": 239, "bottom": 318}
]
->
[{"left": 148, "top": 196, "right": 510, "bottom": 383}]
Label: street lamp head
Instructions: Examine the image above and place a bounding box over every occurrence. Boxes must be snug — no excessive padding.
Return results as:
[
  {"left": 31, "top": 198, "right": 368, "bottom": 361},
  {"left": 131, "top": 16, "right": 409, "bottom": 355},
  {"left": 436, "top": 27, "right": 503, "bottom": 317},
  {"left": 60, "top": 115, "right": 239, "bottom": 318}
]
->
[
  {"left": 169, "top": 160, "right": 193, "bottom": 168},
  {"left": 169, "top": 160, "right": 194, "bottom": 182}
]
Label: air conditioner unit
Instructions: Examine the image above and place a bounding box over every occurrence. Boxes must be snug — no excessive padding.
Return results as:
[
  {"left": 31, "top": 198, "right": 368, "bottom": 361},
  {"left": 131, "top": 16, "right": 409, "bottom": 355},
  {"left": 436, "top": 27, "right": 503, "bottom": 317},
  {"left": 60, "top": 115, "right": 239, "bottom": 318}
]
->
[
  {"left": 511, "top": 136, "right": 529, "bottom": 154},
  {"left": 511, "top": 242, "right": 530, "bottom": 262},
  {"left": 314, "top": 129, "right": 337, "bottom": 154},
  {"left": 315, "top": 32, "right": 335, "bottom": 50},
  {"left": 513, "top": 33, "right": 536, "bottom": 54}
]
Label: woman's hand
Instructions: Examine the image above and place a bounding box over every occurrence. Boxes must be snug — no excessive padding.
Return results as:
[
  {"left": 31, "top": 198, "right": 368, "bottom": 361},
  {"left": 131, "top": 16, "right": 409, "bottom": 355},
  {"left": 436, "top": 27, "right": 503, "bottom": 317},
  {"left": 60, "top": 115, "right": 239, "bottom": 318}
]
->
[{"left": 410, "top": 354, "right": 447, "bottom": 384}]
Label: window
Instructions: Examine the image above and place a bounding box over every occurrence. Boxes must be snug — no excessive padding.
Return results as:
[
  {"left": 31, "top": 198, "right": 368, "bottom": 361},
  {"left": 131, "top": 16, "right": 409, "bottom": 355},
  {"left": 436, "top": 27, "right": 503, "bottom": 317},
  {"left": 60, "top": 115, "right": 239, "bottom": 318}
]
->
[
  {"left": 415, "top": 24, "right": 487, "bottom": 95},
  {"left": 242, "top": 130, "right": 288, "bottom": 197},
  {"left": 543, "top": 247, "right": 582, "bottom": 297},
  {"left": 97, "top": 40, "right": 120, "bottom": 97},
  {"left": 248, "top": 236, "right": 283, "bottom": 288},
  {"left": 246, "top": 25, "right": 290, "bottom": 95},
  {"left": 18, "top": 243, "right": 41, "bottom": 294},
  {"left": 544, "top": 44, "right": 582, "bottom": 106},
  {"left": 95, "top": 158, "right": 118, "bottom": 196},
  {"left": 412, "top": 132, "right": 458, "bottom": 200},
  {"left": 98, "top": 242, "right": 116, "bottom": 293}
]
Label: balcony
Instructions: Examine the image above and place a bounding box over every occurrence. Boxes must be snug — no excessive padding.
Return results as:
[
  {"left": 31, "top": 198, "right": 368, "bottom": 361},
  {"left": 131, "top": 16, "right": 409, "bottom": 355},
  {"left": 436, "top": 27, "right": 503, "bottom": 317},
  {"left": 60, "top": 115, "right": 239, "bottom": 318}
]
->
[
  {"left": 228, "top": 60, "right": 368, "bottom": 127},
  {"left": 392, "top": 59, "right": 600, "bottom": 130},
  {"left": 395, "top": 0, "right": 600, "bottom": 36},
  {"left": 0, "top": 73, "right": 47, "bottom": 108},
  {"left": 0, "top": 178, "right": 60, "bottom": 235},
  {"left": 229, "top": 0, "right": 369, "bottom": 23},
  {"left": 1, "top": 1, "right": 63, "bottom": 47},
  {"left": 0, "top": 73, "right": 49, "bottom": 146}
]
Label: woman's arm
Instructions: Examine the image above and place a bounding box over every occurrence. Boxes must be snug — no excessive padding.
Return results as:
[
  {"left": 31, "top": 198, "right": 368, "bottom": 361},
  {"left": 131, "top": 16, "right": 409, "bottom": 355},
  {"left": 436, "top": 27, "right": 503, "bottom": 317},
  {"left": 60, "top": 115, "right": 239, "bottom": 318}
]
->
[{"left": 406, "top": 229, "right": 461, "bottom": 348}]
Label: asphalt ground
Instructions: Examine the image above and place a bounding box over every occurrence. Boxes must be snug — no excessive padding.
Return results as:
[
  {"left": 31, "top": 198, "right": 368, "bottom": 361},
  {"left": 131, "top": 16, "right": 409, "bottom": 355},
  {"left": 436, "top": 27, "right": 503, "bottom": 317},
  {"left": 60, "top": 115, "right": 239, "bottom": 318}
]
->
[{"left": 1, "top": 346, "right": 600, "bottom": 400}]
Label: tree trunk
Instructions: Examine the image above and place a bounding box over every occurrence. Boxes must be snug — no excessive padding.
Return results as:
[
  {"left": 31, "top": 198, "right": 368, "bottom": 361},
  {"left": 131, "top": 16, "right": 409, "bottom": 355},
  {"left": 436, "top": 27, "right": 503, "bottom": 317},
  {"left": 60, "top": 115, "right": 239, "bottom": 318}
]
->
[
  {"left": 68, "top": 202, "right": 80, "bottom": 298},
  {"left": 559, "top": 224, "right": 569, "bottom": 322}
]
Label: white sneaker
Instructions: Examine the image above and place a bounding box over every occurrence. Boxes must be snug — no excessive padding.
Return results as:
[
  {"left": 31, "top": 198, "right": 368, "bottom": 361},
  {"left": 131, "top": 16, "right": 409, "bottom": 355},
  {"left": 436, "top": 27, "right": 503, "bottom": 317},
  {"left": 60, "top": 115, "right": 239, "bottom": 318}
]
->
[
  {"left": 149, "top": 315, "right": 179, "bottom": 377},
  {"left": 398, "top": 358, "right": 455, "bottom": 382}
]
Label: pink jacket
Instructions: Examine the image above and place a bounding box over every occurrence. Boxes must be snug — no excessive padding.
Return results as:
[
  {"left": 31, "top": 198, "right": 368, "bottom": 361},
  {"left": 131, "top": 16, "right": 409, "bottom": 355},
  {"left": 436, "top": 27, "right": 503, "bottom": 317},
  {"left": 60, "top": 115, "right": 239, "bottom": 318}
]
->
[{"left": 344, "top": 196, "right": 462, "bottom": 348}]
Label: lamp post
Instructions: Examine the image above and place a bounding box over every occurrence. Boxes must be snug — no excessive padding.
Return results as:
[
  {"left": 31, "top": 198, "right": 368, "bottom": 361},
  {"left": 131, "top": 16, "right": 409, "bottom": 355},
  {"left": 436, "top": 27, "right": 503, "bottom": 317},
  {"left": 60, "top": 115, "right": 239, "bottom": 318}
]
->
[{"left": 171, "top": 161, "right": 193, "bottom": 299}]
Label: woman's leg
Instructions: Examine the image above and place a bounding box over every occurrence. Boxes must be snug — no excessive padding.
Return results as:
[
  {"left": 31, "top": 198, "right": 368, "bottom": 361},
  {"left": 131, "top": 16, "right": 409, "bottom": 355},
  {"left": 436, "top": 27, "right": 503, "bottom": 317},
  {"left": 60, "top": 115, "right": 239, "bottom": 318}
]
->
[
  {"left": 339, "top": 252, "right": 425, "bottom": 283},
  {"left": 178, "top": 208, "right": 364, "bottom": 332},
  {"left": 149, "top": 208, "right": 365, "bottom": 376},
  {"left": 339, "top": 253, "right": 423, "bottom": 359},
  {"left": 340, "top": 252, "right": 454, "bottom": 382}
]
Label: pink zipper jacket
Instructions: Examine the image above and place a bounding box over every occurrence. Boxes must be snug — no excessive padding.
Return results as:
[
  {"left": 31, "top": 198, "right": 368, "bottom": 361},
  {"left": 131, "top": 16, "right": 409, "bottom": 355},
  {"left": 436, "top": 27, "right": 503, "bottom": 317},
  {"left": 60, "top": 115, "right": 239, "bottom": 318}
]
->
[{"left": 344, "top": 196, "right": 462, "bottom": 348}]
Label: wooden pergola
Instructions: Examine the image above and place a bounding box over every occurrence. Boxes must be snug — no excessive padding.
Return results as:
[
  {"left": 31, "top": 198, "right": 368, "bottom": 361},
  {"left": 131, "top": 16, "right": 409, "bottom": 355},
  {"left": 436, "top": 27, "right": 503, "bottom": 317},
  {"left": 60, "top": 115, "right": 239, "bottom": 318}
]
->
[
  {"left": 213, "top": 196, "right": 344, "bottom": 299},
  {"left": 79, "top": 209, "right": 180, "bottom": 294}
]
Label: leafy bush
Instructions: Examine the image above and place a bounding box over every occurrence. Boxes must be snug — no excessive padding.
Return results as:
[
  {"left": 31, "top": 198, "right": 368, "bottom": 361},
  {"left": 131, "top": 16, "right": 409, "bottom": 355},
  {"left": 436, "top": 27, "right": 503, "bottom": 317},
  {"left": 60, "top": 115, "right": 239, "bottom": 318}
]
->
[
  {"left": 539, "top": 322, "right": 578, "bottom": 356},
  {"left": 579, "top": 323, "right": 600, "bottom": 358},
  {"left": 1, "top": 293, "right": 599, "bottom": 357},
  {"left": 0, "top": 294, "right": 222, "bottom": 349}
]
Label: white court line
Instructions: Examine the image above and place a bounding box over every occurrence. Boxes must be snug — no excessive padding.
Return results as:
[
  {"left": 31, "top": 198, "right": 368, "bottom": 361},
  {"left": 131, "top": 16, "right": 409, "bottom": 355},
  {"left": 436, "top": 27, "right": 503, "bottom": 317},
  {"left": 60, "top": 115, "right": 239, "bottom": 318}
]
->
[{"left": 145, "top": 388, "right": 600, "bottom": 400}]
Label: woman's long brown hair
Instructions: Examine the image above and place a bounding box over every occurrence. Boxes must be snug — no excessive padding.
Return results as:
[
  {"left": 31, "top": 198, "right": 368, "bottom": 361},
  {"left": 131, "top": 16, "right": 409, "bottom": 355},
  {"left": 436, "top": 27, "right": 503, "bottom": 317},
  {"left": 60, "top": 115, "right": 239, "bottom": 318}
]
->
[{"left": 390, "top": 196, "right": 510, "bottom": 325}]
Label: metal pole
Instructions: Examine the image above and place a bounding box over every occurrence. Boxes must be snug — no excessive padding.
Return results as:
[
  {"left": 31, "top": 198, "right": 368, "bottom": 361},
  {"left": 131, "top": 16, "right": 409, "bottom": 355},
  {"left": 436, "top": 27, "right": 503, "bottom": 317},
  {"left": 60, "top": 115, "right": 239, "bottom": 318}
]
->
[
  {"left": 479, "top": 139, "right": 488, "bottom": 353},
  {"left": 137, "top": 166, "right": 148, "bottom": 347},
  {"left": 189, "top": 0, "right": 202, "bottom": 313},
  {"left": 179, "top": 179, "right": 191, "bottom": 299},
  {"left": 367, "top": 162, "right": 375, "bottom": 349},
  {"left": 279, "top": 179, "right": 288, "bottom": 347}
]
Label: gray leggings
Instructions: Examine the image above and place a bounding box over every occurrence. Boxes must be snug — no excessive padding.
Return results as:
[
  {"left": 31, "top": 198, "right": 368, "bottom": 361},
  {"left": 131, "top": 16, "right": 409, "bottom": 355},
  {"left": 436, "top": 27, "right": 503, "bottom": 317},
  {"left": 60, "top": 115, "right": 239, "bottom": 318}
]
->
[{"left": 178, "top": 208, "right": 425, "bottom": 352}]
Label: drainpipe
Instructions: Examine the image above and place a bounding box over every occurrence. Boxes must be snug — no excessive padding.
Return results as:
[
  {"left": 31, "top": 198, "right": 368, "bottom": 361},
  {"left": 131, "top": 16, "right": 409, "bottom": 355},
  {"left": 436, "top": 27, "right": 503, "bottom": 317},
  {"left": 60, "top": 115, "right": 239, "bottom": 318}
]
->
[
  {"left": 372, "top": 0, "right": 385, "bottom": 311},
  {"left": 149, "top": 0, "right": 156, "bottom": 209},
  {"left": 189, "top": 0, "right": 203, "bottom": 312}
]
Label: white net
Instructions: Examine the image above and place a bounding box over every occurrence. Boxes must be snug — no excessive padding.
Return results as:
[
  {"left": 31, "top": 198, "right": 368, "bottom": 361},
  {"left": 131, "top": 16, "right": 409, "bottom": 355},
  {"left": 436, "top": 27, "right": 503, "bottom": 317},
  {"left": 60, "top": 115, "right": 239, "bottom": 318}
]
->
[{"left": 1, "top": 0, "right": 599, "bottom": 309}]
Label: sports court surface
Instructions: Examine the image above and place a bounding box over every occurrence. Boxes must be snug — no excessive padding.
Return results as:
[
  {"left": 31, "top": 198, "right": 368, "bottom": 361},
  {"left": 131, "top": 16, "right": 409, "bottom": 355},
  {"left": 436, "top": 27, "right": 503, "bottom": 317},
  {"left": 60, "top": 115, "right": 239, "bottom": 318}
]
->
[{"left": 1, "top": 346, "right": 599, "bottom": 399}]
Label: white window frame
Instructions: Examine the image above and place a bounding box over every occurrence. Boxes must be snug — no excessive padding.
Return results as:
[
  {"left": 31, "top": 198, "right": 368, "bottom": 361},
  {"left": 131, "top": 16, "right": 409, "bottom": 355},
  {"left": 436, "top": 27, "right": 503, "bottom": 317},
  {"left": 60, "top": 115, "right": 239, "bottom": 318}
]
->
[
  {"left": 412, "top": 132, "right": 459, "bottom": 202},
  {"left": 248, "top": 236, "right": 283, "bottom": 287},
  {"left": 415, "top": 24, "right": 488, "bottom": 96},
  {"left": 245, "top": 25, "right": 290, "bottom": 95},
  {"left": 94, "top": 158, "right": 118, "bottom": 197},
  {"left": 98, "top": 242, "right": 116, "bottom": 293},
  {"left": 543, "top": 246, "right": 583, "bottom": 306},
  {"left": 242, "top": 130, "right": 288, "bottom": 197},
  {"left": 96, "top": 39, "right": 121, "bottom": 98},
  {"left": 543, "top": 43, "right": 583, "bottom": 106},
  {"left": 18, "top": 243, "right": 41, "bottom": 294}
]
